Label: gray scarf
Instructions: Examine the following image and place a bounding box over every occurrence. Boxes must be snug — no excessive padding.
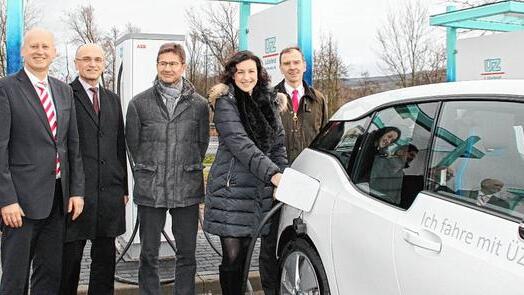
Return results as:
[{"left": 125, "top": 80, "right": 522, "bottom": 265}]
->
[{"left": 155, "top": 78, "right": 183, "bottom": 118}]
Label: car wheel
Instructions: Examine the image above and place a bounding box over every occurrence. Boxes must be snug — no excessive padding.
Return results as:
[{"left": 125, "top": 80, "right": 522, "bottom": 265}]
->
[{"left": 279, "top": 238, "right": 330, "bottom": 295}]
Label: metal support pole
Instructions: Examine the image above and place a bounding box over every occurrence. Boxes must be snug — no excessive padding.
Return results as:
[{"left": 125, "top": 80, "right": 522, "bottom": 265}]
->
[
  {"left": 239, "top": 2, "right": 251, "bottom": 51},
  {"left": 6, "top": 0, "right": 24, "bottom": 75},
  {"left": 446, "top": 5, "right": 457, "bottom": 82},
  {"left": 297, "top": 0, "right": 312, "bottom": 85}
]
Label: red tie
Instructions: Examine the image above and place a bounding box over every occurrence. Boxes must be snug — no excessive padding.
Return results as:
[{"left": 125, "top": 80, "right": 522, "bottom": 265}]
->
[
  {"left": 36, "top": 81, "right": 61, "bottom": 178},
  {"left": 89, "top": 87, "right": 99, "bottom": 114},
  {"left": 292, "top": 89, "right": 299, "bottom": 113}
]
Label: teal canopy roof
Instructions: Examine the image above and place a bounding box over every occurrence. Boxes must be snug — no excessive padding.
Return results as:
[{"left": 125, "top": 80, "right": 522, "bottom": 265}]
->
[{"left": 430, "top": 0, "right": 524, "bottom": 32}]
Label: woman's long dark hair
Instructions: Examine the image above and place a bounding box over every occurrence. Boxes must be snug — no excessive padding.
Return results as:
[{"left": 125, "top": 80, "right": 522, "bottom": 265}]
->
[
  {"left": 219, "top": 50, "right": 270, "bottom": 91},
  {"left": 371, "top": 126, "right": 401, "bottom": 148}
]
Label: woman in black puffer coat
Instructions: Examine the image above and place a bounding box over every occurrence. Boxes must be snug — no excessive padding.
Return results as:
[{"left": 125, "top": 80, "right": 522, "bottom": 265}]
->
[{"left": 203, "top": 51, "right": 287, "bottom": 294}]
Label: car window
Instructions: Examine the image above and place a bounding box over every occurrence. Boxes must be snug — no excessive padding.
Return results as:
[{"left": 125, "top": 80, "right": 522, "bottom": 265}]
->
[
  {"left": 353, "top": 103, "right": 438, "bottom": 208},
  {"left": 428, "top": 100, "right": 524, "bottom": 220},
  {"left": 310, "top": 117, "right": 371, "bottom": 175}
]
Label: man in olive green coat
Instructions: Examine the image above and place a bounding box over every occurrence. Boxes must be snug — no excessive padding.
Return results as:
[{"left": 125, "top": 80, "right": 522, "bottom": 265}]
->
[{"left": 260, "top": 46, "right": 329, "bottom": 295}]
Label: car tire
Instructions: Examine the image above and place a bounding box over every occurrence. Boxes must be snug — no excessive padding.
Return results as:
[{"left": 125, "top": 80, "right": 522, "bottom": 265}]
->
[{"left": 279, "top": 238, "right": 330, "bottom": 295}]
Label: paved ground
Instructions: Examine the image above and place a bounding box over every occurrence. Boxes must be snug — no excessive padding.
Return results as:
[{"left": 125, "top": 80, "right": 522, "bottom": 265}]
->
[
  {"left": 0, "top": 144, "right": 263, "bottom": 294},
  {"left": 78, "top": 230, "right": 262, "bottom": 294},
  {"left": 0, "top": 230, "right": 262, "bottom": 294}
]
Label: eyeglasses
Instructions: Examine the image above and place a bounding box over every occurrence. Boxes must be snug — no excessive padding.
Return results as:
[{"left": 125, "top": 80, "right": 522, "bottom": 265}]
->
[
  {"left": 76, "top": 57, "right": 104, "bottom": 64},
  {"left": 157, "top": 61, "right": 182, "bottom": 68}
]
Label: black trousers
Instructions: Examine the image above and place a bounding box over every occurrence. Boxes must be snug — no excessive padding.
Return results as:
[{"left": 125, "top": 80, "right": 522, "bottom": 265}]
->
[
  {"left": 138, "top": 204, "right": 199, "bottom": 295},
  {"left": 259, "top": 205, "right": 282, "bottom": 295},
  {"left": 59, "top": 236, "right": 116, "bottom": 295},
  {"left": 0, "top": 180, "right": 65, "bottom": 295}
]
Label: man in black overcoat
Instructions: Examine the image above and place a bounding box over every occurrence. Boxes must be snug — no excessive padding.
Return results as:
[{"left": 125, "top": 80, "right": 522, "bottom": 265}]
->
[{"left": 59, "top": 43, "right": 128, "bottom": 295}]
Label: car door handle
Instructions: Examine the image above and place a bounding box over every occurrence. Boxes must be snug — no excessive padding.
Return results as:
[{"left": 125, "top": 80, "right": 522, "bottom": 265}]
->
[{"left": 402, "top": 228, "right": 442, "bottom": 253}]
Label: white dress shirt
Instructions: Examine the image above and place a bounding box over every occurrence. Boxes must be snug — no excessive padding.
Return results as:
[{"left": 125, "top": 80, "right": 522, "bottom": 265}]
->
[
  {"left": 25, "top": 67, "right": 56, "bottom": 112},
  {"left": 284, "top": 82, "right": 305, "bottom": 105},
  {"left": 78, "top": 78, "right": 100, "bottom": 107}
]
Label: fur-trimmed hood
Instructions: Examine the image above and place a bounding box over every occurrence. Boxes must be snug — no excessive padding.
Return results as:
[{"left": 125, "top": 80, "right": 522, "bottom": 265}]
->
[{"left": 208, "top": 83, "right": 287, "bottom": 113}]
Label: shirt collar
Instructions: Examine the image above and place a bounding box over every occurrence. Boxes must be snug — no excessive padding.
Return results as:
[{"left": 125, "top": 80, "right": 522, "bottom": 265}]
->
[
  {"left": 24, "top": 67, "right": 48, "bottom": 86},
  {"left": 78, "top": 77, "right": 99, "bottom": 94},
  {"left": 479, "top": 191, "right": 500, "bottom": 199},
  {"left": 284, "top": 82, "right": 305, "bottom": 98}
]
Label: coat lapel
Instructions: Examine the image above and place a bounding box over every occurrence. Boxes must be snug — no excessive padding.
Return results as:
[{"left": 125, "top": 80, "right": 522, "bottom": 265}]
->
[
  {"left": 16, "top": 71, "right": 53, "bottom": 138},
  {"left": 71, "top": 78, "right": 99, "bottom": 127},
  {"left": 98, "top": 86, "right": 111, "bottom": 127},
  {"left": 171, "top": 97, "right": 191, "bottom": 121}
]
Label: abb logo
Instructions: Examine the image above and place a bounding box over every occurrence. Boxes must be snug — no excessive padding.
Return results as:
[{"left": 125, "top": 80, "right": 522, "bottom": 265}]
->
[{"left": 137, "top": 44, "right": 146, "bottom": 49}]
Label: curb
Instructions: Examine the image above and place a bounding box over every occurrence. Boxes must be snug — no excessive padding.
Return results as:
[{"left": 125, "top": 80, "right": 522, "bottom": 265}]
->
[{"left": 77, "top": 271, "right": 262, "bottom": 294}]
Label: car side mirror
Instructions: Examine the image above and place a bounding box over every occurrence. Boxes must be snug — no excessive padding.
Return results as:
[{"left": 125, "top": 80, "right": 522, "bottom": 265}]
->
[{"left": 275, "top": 168, "right": 320, "bottom": 212}]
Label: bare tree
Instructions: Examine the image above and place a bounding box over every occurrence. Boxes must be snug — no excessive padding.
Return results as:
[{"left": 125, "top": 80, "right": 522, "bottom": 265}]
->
[
  {"left": 102, "top": 26, "right": 120, "bottom": 90},
  {"left": 64, "top": 5, "right": 102, "bottom": 45},
  {"left": 313, "top": 33, "right": 349, "bottom": 116},
  {"left": 0, "top": 0, "right": 10, "bottom": 77},
  {"left": 102, "top": 24, "right": 142, "bottom": 90},
  {"left": 124, "top": 22, "right": 141, "bottom": 34},
  {"left": 441, "top": 0, "right": 499, "bottom": 7},
  {"left": 376, "top": 0, "right": 445, "bottom": 88},
  {"left": 352, "top": 71, "right": 381, "bottom": 98},
  {"left": 64, "top": 5, "right": 142, "bottom": 88},
  {"left": 49, "top": 43, "right": 70, "bottom": 82},
  {"left": 186, "top": 3, "right": 238, "bottom": 68},
  {"left": 185, "top": 32, "right": 209, "bottom": 95}
]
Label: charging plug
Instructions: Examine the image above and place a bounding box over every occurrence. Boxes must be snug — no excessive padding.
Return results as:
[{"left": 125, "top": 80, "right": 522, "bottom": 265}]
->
[{"left": 293, "top": 217, "right": 307, "bottom": 235}]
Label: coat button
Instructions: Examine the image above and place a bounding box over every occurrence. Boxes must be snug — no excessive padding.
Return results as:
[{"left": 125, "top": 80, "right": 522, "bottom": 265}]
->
[
  {"left": 100, "top": 187, "right": 105, "bottom": 192},
  {"left": 98, "top": 131, "right": 104, "bottom": 138},
  {"left": 100, "top": 160, "right": 106, "bottom": 165}
]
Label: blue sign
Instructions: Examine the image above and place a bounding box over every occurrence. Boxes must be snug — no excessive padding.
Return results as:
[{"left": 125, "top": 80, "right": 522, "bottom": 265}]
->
[
  {"left": 484, "top": 58, "right": 502, "bottom": 72},
  {"left": 265, "top": 37, "right": 277, "bottom": 54}
]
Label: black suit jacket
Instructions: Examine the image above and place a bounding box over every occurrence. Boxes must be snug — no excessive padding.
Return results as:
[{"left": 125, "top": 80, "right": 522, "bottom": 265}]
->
[
  {"left": 0, "top": 70, "right": 85, "bottom": 219},
  {"left": 464, "top": 190, "right": 510, "bottom": 209},
  {"left": 65, "top": 78, "right": 127, "bottom": 241}
]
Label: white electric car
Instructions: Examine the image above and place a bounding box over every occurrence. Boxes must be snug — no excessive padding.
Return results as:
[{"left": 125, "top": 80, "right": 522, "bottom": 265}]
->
[{"left": 275, "top": 80, "right": 524, "bottom": 295}]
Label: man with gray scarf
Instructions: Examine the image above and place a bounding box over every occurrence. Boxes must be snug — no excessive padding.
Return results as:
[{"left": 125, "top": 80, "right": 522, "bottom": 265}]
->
[{"left": 126, "top": 43, "right": 209, "bottom": 295}]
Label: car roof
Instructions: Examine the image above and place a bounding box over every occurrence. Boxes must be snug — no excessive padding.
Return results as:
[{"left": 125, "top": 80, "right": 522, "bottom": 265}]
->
[{"left": 331, "top": 80, "right": 524, "bottom": 121}]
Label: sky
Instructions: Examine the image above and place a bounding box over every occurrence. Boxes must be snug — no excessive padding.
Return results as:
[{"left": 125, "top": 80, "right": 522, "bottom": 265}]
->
[{"left": 35, "top": 0, "right": 457, "bottom": 77}]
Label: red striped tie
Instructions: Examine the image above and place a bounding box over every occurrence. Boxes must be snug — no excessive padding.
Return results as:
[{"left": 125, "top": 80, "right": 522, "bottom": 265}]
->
[{"left": 36, "top": 81, "right": 61, "bottom": 178}]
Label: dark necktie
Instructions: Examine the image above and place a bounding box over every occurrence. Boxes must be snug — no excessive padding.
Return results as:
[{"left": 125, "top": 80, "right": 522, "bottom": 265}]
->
[{"left": 89, "top": 87, "right": 100, "bottom": 114}]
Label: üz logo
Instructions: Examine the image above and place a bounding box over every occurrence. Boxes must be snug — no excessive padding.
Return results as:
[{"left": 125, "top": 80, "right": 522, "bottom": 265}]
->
[
  {"left": 484, "top": 58, "right": 502, "bottom": 72},
  {"left": 265, "top": 37, "right": 276, "bottom": 54}
]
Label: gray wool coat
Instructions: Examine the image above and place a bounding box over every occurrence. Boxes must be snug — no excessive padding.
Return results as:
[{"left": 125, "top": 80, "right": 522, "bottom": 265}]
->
[
  {"left": 126, "top": 78, "right": 210, "bottom": 208},
  {"left": 203, "top": 83, "right": 288, "bottom": 237}
]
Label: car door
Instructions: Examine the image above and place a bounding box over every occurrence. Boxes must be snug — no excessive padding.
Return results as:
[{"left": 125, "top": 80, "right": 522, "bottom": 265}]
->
[
  {"left": 331, "top": 187, "right": 402, "bottom": 294},
  {"left": 330, "top": 102, "right": 438, "bottom": 294},
  {"left": 394, "top": 100, "right": 524, "bottom": 295}
]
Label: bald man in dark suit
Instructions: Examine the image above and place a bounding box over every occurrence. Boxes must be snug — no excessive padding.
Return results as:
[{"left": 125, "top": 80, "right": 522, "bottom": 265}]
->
[{"left": 0, "top": 28, "right": 85, "bottom": 294}]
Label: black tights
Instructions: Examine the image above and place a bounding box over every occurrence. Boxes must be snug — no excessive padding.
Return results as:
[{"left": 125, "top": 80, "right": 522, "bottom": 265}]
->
[
  {"left": 219, "top": 237, "right": 250, "bottom": 294},
  {"left": 220, "top": 237, "right": 251, "bottom": 270}
]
